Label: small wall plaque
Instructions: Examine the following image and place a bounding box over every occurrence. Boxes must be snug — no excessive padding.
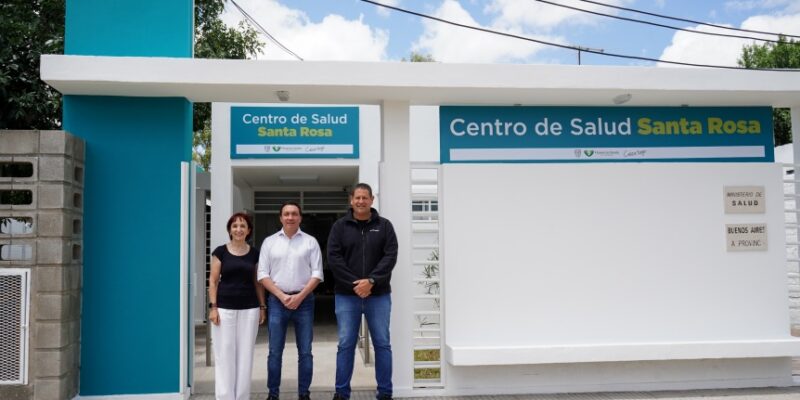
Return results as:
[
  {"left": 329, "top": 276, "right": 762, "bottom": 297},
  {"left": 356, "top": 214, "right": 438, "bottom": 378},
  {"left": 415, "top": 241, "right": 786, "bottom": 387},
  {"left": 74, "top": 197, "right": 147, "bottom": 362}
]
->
[
  {"left": 724, "top": 186, "right": 765, "bottom": 214},
  {"left": 726, "top": 223, "right": 767, "bottom": 251}
]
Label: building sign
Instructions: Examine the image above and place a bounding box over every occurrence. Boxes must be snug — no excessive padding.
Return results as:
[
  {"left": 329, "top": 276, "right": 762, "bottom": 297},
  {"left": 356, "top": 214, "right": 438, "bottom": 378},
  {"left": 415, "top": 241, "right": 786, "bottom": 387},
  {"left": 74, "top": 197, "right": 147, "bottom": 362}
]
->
[
  {"left": 726, "top": 223, "right": 768, "bottom": 251},
  {"left": 439, "top": 106, "right": 773, "bottom": 163},
  {"left": 231, "top": 106, "right": 359, "bottom": 159},
  {"left": 724, "top": 186, "right": 765, "bottom": 214}
]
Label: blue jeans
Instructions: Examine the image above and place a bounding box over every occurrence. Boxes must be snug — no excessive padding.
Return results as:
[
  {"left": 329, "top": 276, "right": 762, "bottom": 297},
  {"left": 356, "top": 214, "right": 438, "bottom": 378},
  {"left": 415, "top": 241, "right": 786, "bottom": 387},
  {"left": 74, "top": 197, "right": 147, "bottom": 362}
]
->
[
  {"left": 267, "top": 293, "right": 315, "bottom": 396},
  {"left": 335, "top": 294, "right": 392, "bottom": 398}
]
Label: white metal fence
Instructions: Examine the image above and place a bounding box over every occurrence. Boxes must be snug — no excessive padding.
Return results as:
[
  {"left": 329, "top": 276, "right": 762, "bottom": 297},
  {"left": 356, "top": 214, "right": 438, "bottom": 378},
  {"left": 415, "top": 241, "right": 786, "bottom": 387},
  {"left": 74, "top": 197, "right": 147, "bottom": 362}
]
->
[
  {"left": 410, "top": 163, "right": 443, "bottom": 389},
  {"left": 782, "top": 164, "right": 800, "bottom": 334}
]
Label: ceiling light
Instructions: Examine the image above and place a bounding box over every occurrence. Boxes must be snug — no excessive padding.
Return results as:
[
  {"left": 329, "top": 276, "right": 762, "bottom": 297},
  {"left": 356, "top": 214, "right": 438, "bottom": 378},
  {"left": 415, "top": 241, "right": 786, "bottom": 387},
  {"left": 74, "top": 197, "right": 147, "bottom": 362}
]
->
[
  {"left": 278, "top": 175, "right": 318, "bottom": 184},
  {"left": 612, "top": 93, "right": 632, "bottom": 105},
  {"left": 276, "top": 90, "right": 290, "bottom": 102}
]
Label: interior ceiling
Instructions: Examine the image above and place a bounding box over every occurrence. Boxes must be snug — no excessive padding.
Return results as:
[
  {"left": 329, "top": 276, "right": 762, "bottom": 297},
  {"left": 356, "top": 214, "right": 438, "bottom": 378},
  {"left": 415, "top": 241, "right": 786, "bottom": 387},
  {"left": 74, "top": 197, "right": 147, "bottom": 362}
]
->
[{"left": 233, "top": 165, "right": 358, "bottom": 189}]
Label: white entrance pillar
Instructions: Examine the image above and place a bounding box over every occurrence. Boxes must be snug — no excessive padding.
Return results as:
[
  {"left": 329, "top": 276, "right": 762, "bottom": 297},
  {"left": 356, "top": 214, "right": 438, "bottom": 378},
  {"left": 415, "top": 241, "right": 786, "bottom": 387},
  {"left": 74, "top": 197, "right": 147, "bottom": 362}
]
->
[
  {"left": 792, "top": 106, "right": 800, "bottom": 335},
  {"left": 210, "top": 103, "right": 234, "bottom": 250},
  {"left": 379, "top": 101, "right": 414, "bottom": 394},
  {"left": 793, "top": 107, "right": 800, "bottom": 167}
]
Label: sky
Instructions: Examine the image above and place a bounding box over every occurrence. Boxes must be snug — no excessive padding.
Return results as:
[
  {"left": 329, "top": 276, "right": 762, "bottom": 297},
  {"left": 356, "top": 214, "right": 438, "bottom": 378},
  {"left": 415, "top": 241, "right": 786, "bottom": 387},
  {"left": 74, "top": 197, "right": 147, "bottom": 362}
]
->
[{"left": 220, "top": 0, "right": 800, "bottom": 68}]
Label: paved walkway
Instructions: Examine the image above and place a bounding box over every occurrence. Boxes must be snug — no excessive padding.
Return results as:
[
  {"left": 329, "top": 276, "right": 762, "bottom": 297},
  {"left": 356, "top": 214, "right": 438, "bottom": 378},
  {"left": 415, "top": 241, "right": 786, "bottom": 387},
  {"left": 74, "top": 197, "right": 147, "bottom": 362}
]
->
[
  {"left": 190, "top": 386, "right": 800, "bottom": 400},
  {"left": 192, "top": 299, "right": 800, "bottom": 400},
  {"left": 193, "top": 295, "right": 376, "bottom": 395}
]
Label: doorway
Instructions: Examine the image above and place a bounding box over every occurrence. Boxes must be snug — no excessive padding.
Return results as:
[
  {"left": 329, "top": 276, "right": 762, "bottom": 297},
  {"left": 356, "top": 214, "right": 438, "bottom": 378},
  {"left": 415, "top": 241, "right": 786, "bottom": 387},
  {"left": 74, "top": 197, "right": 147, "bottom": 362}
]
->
[
  {"left": 252, "top": 189, "right": 351, "bottom": 298},
  {"left": 193, "top": 189, "right": 377, "bottom": 395},
  {"left": 254, "top": 210, "right": 343, "bottom": 325}
]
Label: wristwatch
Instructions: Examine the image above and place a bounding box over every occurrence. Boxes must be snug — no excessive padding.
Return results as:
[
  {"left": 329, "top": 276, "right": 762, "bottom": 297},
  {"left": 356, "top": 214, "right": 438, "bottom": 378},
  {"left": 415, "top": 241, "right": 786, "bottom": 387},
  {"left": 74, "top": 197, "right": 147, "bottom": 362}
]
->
[
  {"left": 368, "top": 278, "right": 375, "bottom": 285},
  {"left": 209, "top": 302, "right": 217, "bottom": 309}
]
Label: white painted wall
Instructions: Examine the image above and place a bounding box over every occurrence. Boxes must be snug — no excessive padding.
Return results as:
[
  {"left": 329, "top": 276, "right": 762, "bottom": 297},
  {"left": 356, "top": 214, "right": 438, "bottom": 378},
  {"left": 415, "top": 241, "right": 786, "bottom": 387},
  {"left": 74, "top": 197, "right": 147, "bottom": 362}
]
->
[
  {"left": 210, "top": 102, "right": 233, "bottom": 253},
  {"left": 410, "top": 106, "right": 439, "bottom": 163},
  {"left": 359, "top": 105, "right": 381, "bottom": 200},
  {"left": 231, "top": 183, "right": 248, "bottom": 214},
  {"left": 439, "top": 162, "right": 800, "bottom": 394},
  {"left": 379, "top": 101, "right": 414, "bottom": 395}
]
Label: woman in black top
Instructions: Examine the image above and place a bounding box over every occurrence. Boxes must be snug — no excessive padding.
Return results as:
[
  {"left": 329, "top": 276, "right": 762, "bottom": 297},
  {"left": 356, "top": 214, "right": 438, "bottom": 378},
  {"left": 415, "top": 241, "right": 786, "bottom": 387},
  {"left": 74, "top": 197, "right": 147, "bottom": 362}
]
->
[{"left": 209, "top": 212, "right": 265, "bottom": 400}]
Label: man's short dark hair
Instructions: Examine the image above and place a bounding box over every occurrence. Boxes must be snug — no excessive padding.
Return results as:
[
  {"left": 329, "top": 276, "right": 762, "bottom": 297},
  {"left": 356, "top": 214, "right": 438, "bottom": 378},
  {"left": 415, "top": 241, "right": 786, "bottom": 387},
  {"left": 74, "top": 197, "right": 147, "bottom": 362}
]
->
[
  {"left": 279, "top": 201, "right": 302, "bottom": 216},
  {"left": 350, "top": 183, "right": 373, "bottom": 197}
]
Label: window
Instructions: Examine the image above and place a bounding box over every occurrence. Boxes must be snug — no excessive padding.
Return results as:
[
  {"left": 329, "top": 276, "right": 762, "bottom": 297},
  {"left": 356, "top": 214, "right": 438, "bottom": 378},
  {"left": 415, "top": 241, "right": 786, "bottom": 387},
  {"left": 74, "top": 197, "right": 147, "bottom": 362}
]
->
[{"left": 412, "top": 200, "right": 438, "bottom": 221}]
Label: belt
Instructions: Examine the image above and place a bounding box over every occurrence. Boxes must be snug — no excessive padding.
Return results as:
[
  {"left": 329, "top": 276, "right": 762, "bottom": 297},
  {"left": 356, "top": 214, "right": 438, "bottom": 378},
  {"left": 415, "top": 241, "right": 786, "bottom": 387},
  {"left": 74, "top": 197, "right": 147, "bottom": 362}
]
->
[{"left": 283, "top": 291, "right": 301, "bottom": 295}]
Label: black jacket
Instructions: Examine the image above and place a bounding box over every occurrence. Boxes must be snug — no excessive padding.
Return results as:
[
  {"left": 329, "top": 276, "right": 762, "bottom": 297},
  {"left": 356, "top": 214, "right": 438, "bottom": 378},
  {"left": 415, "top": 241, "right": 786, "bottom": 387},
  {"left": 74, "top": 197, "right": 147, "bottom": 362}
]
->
[{"left": 327, "top": 208, "right": 398, "bottom": 295}]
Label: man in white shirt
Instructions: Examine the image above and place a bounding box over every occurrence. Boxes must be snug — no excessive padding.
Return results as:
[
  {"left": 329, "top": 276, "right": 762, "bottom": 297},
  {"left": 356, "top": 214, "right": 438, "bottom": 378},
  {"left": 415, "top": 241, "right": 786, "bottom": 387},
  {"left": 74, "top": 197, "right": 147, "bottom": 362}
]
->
[{"left": 258, "top": 202, "right": 324, "bottom": 400}]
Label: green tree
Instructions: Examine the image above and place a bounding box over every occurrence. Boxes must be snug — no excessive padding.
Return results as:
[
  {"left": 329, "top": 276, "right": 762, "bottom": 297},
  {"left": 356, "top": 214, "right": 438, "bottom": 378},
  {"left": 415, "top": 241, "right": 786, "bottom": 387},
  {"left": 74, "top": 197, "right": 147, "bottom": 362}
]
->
[
  {"left": 0, "top": 0, "right": 65, "bottom": 129},
  {"left": 0, "top": 0, "right": 262, "bottom": 170},
  {"left": 403, "top": 52, "right": 435, "bottom": 62},
  {"left": 193, "top": 0, "right": 264, "bottom": 171},
  {"left": 738, "top": 36, "right": 800, "bottom": 146}
]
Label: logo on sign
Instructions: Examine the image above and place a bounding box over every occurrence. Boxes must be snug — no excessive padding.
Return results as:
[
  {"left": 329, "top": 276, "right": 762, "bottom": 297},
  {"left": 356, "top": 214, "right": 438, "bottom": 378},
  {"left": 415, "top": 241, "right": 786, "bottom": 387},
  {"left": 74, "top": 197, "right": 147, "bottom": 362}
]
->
[{"left": 584, "top": 150, "right": 595, "bottom": 157}]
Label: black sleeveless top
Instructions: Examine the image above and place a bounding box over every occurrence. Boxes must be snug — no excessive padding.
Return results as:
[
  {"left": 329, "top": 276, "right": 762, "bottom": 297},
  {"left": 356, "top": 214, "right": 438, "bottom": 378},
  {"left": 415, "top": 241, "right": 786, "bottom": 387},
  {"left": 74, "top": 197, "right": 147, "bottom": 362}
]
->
[{"left": 212, "top": 245, "right": 260, "bottom": 309}]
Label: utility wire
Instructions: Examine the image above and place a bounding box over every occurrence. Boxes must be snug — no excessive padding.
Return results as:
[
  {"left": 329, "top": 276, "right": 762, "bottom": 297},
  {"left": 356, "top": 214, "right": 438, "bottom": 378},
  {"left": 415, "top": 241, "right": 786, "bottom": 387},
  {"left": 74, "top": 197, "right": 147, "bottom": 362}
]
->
[
  {"left": 533, "top": 0, "right": 794, "bottom": 44},
  {"left": 576, "top": 0, "right": 800, "bottom": 40},
  {"left": 229, "top": 0, "right": 304, "bottom": 61},
  {"left": 360, "top": 0, "right": 798, "bottom": 71}
]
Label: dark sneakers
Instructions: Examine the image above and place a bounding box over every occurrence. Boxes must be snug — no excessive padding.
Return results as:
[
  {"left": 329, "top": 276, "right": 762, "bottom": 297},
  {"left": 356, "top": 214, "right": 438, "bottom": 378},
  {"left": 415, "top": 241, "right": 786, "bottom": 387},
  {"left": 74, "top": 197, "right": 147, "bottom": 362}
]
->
[
  {"left": 269, "top": 394, "right": 309, "bottom": 400},
  {"left": 331, "top": 394, "right": 347, "bottom": 400},
  {"left": 376, "top": 394, "right": 393, "bottom": 400}
]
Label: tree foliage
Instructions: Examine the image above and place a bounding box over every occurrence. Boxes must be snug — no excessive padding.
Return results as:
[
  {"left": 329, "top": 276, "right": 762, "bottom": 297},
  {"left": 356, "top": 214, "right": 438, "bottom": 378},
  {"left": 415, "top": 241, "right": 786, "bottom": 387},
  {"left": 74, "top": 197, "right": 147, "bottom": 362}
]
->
[
  {"left": 403, "top": 52, "right": 436, "bottom": 62},
  {"left": 0, "top": 0, "right": 262, "bottom": 170},
  {"left": 0, "top": 0, "right": 65, "bottom": 129},
  {"left": 738, "top": 36, "right": 800, "bottom": 145},
  {"left": 193, "top": 0, "right": 263, "bottom": 171}
]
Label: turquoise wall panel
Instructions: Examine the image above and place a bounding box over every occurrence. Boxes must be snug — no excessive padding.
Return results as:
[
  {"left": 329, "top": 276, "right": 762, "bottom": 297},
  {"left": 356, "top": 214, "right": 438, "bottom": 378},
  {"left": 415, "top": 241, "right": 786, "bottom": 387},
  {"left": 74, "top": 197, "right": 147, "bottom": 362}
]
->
[
  {"left": 65, "top": 0, "right": 193, "bottom": 57},
  {"left": 64, "top": 96, "right": 192, "bottom": 395}
]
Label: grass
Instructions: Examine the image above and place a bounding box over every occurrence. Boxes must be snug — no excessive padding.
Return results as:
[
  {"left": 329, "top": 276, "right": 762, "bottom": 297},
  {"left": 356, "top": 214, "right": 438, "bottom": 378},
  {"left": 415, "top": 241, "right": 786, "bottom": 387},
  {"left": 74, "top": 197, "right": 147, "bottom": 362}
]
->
[
  {"left": 414, "top": 368, "right": 441, "bottom": 380},
  {"left": 414, "top": 349, "right": 440, "bottom": 361},
  {"left": 413, "top": 349, "right": 441, "bottom": 380}
]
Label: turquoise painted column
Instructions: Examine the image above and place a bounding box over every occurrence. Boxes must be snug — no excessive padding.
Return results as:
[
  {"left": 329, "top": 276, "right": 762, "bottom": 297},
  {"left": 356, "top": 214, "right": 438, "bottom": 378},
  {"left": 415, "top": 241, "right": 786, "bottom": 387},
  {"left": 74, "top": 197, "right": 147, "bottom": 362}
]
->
[{"left": 62, "top": 0, "right": 193, "bottom": 396}]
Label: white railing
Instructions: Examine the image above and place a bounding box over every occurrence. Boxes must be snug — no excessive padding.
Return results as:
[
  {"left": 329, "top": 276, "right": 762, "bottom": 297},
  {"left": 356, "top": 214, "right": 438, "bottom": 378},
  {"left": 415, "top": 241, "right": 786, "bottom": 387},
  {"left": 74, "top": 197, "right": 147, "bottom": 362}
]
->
[
  {"left": 781, "top": 163, "right": 800, "bottom": 336},
  {"left": 410, "top": 163, "right": 443, "bottom": 388}
]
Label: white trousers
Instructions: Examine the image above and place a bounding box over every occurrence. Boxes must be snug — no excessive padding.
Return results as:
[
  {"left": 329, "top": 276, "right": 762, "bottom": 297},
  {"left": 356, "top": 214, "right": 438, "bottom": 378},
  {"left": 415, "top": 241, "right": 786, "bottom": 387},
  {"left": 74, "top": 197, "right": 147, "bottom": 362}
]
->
[{"left": 212, "top": 307, "right": 260, "bottom": 400}]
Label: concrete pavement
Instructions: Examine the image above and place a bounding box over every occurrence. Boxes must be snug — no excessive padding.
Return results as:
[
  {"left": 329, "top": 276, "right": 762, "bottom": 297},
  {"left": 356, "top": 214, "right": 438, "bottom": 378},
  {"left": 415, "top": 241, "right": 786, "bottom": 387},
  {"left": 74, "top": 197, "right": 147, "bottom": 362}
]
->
[
  {"left": 189, "top": 386, "right": 800, "bottom": 400},
  {"left": 191, "top": 296, "right": 800, "bottom": 400}
]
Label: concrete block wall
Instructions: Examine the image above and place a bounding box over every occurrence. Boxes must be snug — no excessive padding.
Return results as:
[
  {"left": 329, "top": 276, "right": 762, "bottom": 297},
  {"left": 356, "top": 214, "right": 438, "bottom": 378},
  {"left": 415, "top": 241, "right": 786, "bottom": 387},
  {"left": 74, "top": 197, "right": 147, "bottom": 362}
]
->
[{"left": 0, "top": 130, "right": 83, "bottom": 400}]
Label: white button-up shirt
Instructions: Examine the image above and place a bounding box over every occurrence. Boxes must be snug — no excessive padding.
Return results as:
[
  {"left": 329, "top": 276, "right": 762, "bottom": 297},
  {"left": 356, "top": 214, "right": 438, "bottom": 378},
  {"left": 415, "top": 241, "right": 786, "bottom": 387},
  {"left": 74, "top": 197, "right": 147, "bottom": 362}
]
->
[{"left": 257, "top": 228, "right": 324, "bottom": 293}]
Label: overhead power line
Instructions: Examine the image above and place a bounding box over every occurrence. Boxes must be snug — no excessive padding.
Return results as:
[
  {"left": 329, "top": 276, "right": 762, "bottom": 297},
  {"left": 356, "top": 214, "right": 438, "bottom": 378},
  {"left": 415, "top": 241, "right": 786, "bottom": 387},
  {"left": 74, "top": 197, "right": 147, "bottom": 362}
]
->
[
  {"left": 533, "top": 0, "right": 794, "bottom": 44},
  {"left": 575, "top": 0, "right": 800, "bottom": 40},
  {"left": 359, "top": 0, "right": 799, "bottom": 71},
  {"left": 229, "top": 0, "right": 304, "bottom": 61}
]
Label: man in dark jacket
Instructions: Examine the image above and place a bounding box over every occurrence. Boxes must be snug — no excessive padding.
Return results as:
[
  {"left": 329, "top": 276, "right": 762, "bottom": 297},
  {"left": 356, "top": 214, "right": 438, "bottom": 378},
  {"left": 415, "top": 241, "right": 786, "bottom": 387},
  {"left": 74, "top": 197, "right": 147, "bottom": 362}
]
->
[{"left": 327, "top": 183, "right": 398, "bottom": 400}]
